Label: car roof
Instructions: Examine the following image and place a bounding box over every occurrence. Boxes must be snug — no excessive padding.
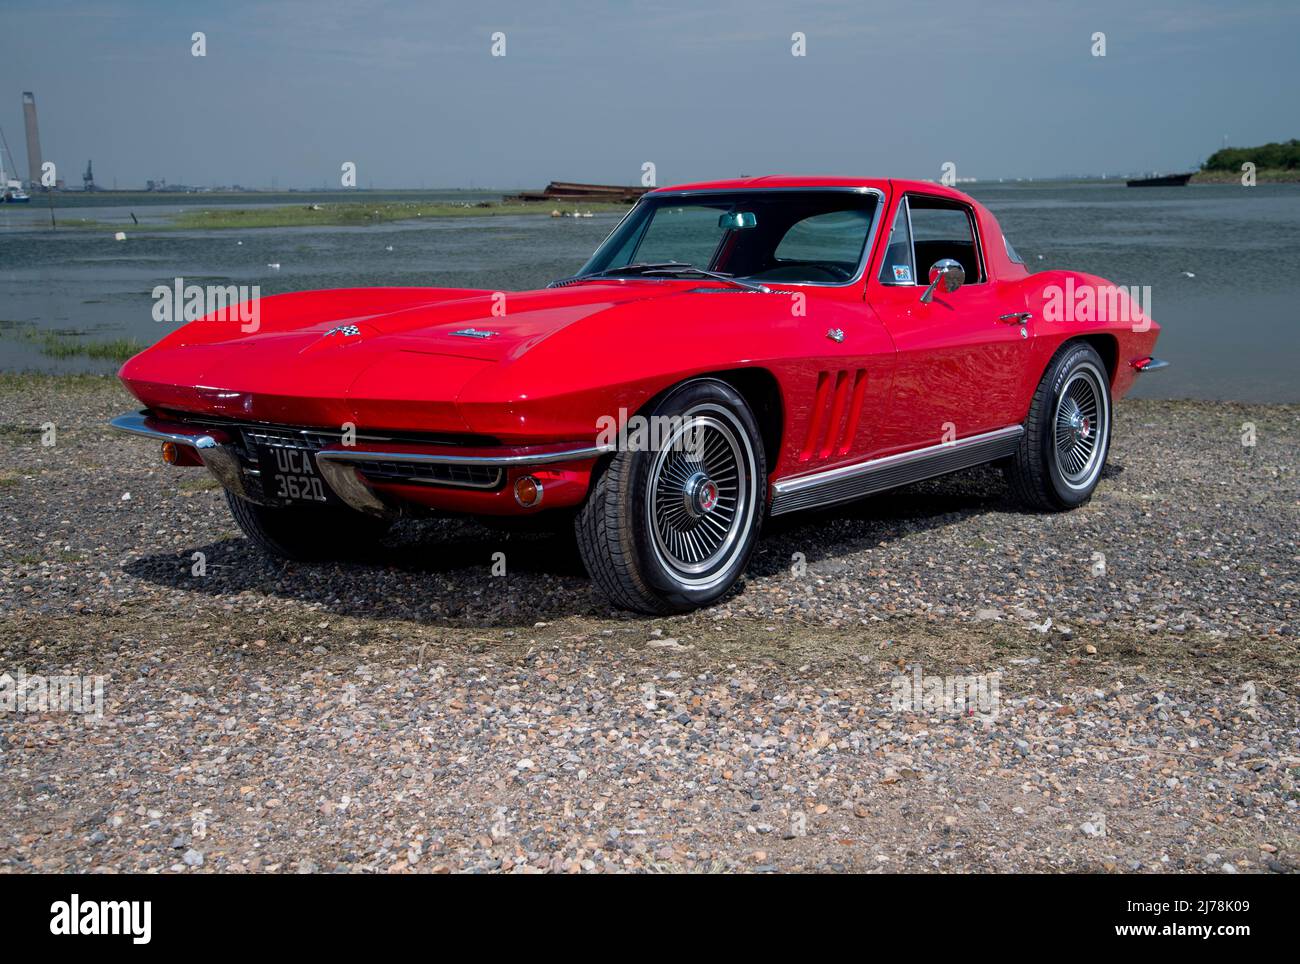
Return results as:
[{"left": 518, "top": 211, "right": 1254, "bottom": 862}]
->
[{"left": 650, "top": 175, "right": 974, "bottom": 202}]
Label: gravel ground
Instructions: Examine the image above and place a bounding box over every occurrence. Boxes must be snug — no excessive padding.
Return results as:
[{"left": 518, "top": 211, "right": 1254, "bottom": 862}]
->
[{"left": 0, "top": 374, "right": 1296, "bottom": 873}]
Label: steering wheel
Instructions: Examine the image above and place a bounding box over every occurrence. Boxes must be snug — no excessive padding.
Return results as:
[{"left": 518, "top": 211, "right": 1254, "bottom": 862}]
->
[{"left": 798, "top": 264, "right": 850, "bottom": 282}]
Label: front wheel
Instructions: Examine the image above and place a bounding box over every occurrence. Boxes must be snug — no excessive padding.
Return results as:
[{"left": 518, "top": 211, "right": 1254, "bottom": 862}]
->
[
  {"left": 1005, "top": 341, "right": 1112, "bottom": 510},
  {"left": 224, "top": 489, "right": 393, "bottom": 561},
  {"left": 575, "top": 379, "right": 766, "bottom": 614}
]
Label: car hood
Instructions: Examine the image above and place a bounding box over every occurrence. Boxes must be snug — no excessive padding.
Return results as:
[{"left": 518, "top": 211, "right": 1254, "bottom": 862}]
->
[{"left": 118, "top": 283, "right": 666, "bottom": 430}]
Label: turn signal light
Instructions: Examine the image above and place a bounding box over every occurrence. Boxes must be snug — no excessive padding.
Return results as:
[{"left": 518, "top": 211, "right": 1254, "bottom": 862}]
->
[
  {"left": 514, "top": 475, "right": 543, "bottom": 508},
  {"left": 160, "top": 441, "right": 180, "bottom": 465}
]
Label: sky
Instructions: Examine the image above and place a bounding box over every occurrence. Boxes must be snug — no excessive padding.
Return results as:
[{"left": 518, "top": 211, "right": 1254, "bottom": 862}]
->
[{"left": 0, "top": 0, "right": 1296, "bottom": 190}]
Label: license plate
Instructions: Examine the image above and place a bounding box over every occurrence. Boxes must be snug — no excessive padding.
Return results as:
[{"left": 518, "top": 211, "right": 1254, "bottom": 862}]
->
[{"left": 257, "top": 445, "right": 334, "bottom": 505}]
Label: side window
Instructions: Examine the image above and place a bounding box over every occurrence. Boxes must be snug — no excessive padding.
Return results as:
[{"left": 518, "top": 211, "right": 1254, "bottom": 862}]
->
[
  {"left": 1004, "top": 234, "right": 1025, "bottom": 265},
  {"left": 907, "top": 199, "right": 985, "bottom": 283},
  {"left": 877, "top": 199, "right": 915, "bottom": 284}
]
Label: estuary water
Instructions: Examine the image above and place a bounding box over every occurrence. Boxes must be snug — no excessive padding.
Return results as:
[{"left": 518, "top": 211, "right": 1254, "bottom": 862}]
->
[{"left": 0, "top": 182, "right": 1297, "bottom": 402}]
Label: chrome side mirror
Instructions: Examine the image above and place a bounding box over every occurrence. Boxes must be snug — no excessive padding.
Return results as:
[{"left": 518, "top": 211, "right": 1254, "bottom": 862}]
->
[{"left": 920, "top": 258, "right": 965, "bottom": 303}]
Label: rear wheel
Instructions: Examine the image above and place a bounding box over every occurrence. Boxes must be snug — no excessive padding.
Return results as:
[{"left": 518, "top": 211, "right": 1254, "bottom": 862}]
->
[
  {"left": 575, "top": 379, "right": 766, "bottom": 614},
  {"left": 224, "top": 489, "right": 393, "bottom": 561},
  {"left": 1005, "top": 341, "right": 1112, "bottom": 510}
]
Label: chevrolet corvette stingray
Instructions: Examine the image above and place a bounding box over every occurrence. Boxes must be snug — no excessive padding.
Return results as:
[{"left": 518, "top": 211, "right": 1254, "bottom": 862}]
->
[{"left": 112, "top": 177, "right": 1165, "bottom": 613}]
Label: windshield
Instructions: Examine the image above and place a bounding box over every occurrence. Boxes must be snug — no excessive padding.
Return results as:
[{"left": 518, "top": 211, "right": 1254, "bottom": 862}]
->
[{"left": 578, "top": 190, "right": 880, "bottom": 285}]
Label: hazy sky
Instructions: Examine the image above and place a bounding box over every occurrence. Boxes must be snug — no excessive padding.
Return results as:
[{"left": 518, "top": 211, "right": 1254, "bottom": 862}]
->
[{"left": 1, "top": 0, "right": 1296, "bottom": 189}]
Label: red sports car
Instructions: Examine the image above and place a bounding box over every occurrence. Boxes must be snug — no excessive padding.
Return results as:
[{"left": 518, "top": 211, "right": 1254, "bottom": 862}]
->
[{"left": 113, "top": 177, "right": 1164, "bottom": 613}]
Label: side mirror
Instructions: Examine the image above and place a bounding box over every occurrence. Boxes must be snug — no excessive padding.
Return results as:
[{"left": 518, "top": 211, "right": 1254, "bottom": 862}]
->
[{"left": 920, "top": 258, "right": 965, "bottom": 303}]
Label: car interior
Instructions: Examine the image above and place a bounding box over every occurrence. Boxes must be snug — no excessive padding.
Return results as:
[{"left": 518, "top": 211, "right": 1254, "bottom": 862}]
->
[{"left": 724, "top": 197, "right": 878, "bottom": 283}]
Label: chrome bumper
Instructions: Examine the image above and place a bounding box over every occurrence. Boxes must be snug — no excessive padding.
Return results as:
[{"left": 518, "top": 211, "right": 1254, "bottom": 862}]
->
[
  {"left": 1132, "top": 356, "right": 1170, "bottom": 373},
  {"left": 110, "top": 411, "right": 606, "bottom": 516},
  {"left": 109, "top": 412, "right": 254, "bottom": 502},
  {"left": 110, "top": 412, "right": 222, "bottom": 449}
]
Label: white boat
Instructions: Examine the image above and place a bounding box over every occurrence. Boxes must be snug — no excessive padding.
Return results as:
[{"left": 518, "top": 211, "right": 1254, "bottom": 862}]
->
[
  {"left": 0, "top": 134, "right": 31, "bottom": 202},
  {"left": 1, "top": 184, "right": 31, "bottom": 204}
]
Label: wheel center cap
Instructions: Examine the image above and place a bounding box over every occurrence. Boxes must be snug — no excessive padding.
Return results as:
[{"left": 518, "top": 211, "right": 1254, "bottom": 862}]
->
[
  {"left": 698, "top": 479, "right": 719, "bottom": 512},
  {"left": 1068, "top": 411, "right": 1091, "bottom": 441},
  {"left": 683, "top": 471, "right": 719, "bottom": 517}
]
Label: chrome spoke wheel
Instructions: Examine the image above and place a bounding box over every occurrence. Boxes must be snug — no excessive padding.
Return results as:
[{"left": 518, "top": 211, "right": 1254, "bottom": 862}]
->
[
  {"left": 1052, "top": 363, "right": 1108, "bottom": 491},
  {"left": 646, "top": 405, "right": 755, "bottom": 587}
]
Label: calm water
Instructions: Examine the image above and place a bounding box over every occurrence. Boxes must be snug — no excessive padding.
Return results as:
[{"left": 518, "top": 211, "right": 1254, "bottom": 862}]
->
[{"left": 1, "top": 183, "right": 1297, "bottom": 402}]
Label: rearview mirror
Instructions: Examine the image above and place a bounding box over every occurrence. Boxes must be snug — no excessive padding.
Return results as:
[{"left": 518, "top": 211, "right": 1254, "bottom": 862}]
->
[
  {"left": 718, "top": 211, "right": 757, "bottom": 230},
  {"left": 920, "top": 258, "right": 965, "bottom": 303}
]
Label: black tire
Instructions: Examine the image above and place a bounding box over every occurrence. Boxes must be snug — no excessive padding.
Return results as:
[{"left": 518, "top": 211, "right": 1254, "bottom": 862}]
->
[
  {"left": 1005, "top": 341, "right": 1113, "bottom": 511},
  {"left": 575, "top": 379, "right": 766, "bottom": 614},
  {"left": 224, "top": 489, "right": 393, "bottom": 561}
]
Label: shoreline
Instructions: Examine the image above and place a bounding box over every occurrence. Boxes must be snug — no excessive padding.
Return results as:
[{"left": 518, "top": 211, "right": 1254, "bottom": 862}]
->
[
  {"left": 5, "top": 199, "right": 633, "bottom": 232},
  {"left": 11, "top": 175, "right": 1299, "bottom": 233},
  {"left": 168, "top": 200, "right": 630, "bottom": 230}
]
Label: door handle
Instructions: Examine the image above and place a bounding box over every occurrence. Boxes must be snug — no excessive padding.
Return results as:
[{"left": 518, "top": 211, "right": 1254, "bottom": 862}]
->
[{"left": 998, "top": 312, "right": 1033, "bottom": 325}]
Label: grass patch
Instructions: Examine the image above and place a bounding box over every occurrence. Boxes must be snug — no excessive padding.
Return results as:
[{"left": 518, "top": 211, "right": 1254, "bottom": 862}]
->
[
  {"left": 1, "top": 323, "right": 144, "bottom": 363},
  {"left": 169, "top": 200, "right": 629, "bottom": 229},
  {"left": 16, "top": 218, "right": 114, "bottom": 231},
  {"left": 34, "top": 333, "right": 143, "bottom": 362},
  {"left": 0, "top": 372, "right": 120, "bottom": 393},
  {"left": 0, "top": 424, "right": 42, "bottom": 443}
]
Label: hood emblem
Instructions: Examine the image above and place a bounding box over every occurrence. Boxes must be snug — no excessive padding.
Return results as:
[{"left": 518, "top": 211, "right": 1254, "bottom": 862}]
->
[
  {"left": 451, "top": 327, "right": 499, "bottom": 339},
  {"left": 325, "top": 324, "right": 361, "bottom": 338},
  {"left": 826, "top": 328, "right": 845, "bottom": 343}
]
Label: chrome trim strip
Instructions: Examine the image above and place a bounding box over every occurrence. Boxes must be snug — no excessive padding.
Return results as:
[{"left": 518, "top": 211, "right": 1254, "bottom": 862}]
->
[
  {"left": 315, "top": 445, "right": 611, "bottom": 469},
  {"left": 769, "top": 425, "right": 1024, "bottom": 516},
  {"left": 359, "top": 470, "right": 503, "bottom": 491},
  {"left": 112, "top": 411, "right": 608, "bottom": 468},
  {"left": 110, "top": 412, "right": 220, "bottom": 449},
  {"left": 878, "top": 191, "right": 988, "bottom": 288},
  {"left": 573, "top": 187, "right": 887, "bottom": 290}
]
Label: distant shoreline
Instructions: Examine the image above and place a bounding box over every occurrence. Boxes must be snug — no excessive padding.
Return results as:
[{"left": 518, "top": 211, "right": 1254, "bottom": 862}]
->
[
  {"left": 168, "top": 200, "right": 630, "bottom": 230},
  {"left": 15, "top": 171, "right": 1300, "bottom": 204},
  {"left": 1191, "top": 168, "right": 1300, "bottom": 183},
  {"left": 9, "top": 175, "right": 1298, "bottom": 233},
  {"left": 10, "top": 198, "right": 632, "bottom": 232}
]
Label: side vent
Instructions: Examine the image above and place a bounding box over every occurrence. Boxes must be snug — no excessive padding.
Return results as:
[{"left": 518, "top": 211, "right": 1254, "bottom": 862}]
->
[{"left": 799, "top": 369, "right": 867, "bottom": 462}]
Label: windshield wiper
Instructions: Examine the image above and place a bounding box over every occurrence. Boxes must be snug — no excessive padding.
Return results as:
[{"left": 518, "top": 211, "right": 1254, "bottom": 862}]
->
[{"left": 583, "top": 262, "right": 771, "bottom": 292}]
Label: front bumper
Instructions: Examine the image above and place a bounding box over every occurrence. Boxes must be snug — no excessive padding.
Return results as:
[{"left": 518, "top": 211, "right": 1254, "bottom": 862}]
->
[{"left": 110, "top": 411, "right": 606, "bottom": 517}]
